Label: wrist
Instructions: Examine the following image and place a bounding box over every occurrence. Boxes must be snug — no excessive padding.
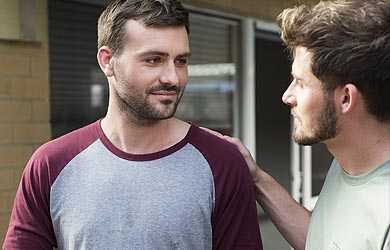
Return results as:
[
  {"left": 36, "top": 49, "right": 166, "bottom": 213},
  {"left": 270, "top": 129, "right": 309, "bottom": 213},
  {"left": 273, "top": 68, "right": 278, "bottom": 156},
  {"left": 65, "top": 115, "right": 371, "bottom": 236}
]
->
[{"left": 252, "top": 166, "right": 263, "bottom": 184}]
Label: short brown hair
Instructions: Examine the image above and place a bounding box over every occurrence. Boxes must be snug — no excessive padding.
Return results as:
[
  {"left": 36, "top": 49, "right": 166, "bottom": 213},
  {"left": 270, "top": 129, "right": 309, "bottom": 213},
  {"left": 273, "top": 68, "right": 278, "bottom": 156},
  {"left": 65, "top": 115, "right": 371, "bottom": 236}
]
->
[
  {"left": 97, "top": 0, "right": 189, "bottom": 56},
  {"left": 277, "top": 0, "right": 390, "bottom": 122}
]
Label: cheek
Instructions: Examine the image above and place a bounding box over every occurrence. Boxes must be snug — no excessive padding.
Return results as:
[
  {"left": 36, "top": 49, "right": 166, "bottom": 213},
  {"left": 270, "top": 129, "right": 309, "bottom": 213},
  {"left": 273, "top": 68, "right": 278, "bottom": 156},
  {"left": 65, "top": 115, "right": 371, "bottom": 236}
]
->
[
  {"left": 300, "top": 91, "right": 322, "bottom": 111},
  {"left": 130, "top": 67, "right": 160, "bottom": 84},
  {"left": 177, "top": 69, "right": 188, "bottom": 84},
  {"left": 296, "top": 97, "right": 320, "bottom": 126}
]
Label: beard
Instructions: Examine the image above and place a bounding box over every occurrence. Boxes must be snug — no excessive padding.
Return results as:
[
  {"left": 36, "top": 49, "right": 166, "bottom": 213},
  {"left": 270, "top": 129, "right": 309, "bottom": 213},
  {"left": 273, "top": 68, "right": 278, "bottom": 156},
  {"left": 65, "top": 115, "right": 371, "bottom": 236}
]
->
[
  {"left": 293, "top": 92, "right": 340, "bottom": 145},
  {"left": 113, "top": 66, "right": 184, "bottom": 126},
  {"left": 114, "top": 84, "right": 184, "bottom": 126}
]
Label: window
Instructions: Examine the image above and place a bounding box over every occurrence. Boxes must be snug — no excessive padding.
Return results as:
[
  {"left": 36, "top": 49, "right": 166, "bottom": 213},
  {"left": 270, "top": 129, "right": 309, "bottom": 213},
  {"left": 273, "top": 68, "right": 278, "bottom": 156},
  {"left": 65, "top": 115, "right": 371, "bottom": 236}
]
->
[
  {"left": 49, "top": 1, "right": 240, "bottom": 137},
  {"left": 177, "top": 12, "right": 239, "bottom": 135}
]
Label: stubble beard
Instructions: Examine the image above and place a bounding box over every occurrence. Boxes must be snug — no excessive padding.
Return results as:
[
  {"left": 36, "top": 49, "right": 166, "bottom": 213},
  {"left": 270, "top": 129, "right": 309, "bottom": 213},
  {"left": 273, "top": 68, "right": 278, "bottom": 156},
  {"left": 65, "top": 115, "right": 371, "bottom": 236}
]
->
[
  {"left": 114, "top": 84, "right": 183, "bottom": 127},
  {"left": 293, "top": 93, "right": 340, "bottom": 146}
]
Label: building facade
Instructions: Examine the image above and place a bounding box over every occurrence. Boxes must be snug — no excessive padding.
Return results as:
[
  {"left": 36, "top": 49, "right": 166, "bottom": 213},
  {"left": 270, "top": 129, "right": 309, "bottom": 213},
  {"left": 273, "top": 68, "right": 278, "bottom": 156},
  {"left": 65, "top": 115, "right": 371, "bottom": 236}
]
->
[{"left": 1, "top": 0, "right": 333, "bottom": 249}]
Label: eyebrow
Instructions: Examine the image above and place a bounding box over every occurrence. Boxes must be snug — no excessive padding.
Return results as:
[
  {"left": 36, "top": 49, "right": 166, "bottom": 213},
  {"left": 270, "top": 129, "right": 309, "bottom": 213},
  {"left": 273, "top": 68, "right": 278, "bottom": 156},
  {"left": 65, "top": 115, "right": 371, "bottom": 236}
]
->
[
  {"left": 177, "top": 52, "right": 192, "bottom": 58},
  {"left": 291, "top": 71, "right": 302, "bottom": 81},
  {"left": 290, "top": 72, "right": 296, "bottom": 79},
  {"left": 137, "top": 51, "right": 191, "bottom": 58}
]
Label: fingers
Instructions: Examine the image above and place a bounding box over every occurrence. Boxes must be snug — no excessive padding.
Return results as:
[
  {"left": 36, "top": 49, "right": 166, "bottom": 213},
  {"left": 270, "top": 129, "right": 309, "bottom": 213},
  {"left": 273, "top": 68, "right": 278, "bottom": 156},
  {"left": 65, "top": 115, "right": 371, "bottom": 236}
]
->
[
  {"left": 228, "top": 137, "right": 254, "bottom": 162},
  {"left": 200, "top": 127, "right": 224, "bottom": 138},
  {"left": 200, "top": 127, "right": 236, "bottom": 143},
  {"left": 200, "top": 127, "right": 250, "bottom": 156},
  {"left": 200, "top": 126, "right": 260, "bottom": 180}
]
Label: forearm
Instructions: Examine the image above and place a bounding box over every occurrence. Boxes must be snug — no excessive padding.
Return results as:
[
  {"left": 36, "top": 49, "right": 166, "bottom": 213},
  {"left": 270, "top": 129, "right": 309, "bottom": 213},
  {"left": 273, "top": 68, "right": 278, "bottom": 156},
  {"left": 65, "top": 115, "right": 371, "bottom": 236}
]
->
[
  {"left": 196, "top": 129, "right": 311, "bottom": 249},
  {"left": 254, "top": 167, "right": 311, "bottom": 250}
]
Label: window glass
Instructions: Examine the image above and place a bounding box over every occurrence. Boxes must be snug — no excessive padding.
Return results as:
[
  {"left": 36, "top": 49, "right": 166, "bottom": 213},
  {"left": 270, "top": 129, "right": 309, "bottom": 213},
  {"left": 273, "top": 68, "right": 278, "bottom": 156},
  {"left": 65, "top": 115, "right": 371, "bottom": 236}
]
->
[{"left": 177, "top": 13, "right": 239, "bottom": 135}]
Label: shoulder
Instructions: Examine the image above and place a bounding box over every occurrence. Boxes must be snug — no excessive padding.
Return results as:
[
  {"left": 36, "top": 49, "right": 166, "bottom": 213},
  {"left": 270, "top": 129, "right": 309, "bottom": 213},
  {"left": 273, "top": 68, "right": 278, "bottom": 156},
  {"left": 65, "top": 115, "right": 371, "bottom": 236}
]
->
[
  {"left": 27, "top": 121, "right": 101, "bottom": 184},
  {"left": 187, "top": 124, "right": 242, "bottom": 158},
  {"left": 186, "top": 124, "right": 248, "bottom": 172},
  {"left": 36, "top": 121, "right": 99, "bottom": 158}
]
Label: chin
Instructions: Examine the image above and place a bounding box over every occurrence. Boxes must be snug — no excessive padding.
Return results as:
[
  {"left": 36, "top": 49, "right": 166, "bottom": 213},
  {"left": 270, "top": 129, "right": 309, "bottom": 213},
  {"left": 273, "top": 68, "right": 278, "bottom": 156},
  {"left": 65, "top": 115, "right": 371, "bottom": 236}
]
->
[{"left": 293, "top": 132, "right": 319, "bottom": 146}]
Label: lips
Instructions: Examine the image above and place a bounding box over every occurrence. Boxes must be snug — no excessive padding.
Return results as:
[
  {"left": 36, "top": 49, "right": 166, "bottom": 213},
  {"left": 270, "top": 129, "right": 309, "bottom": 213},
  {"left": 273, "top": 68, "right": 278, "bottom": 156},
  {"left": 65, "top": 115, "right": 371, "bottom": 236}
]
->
[
  {"left": 150, "top": 90, "right": 177, "bottom": 96},
  {"left": 149, "top": 90, "right": 179, "bottom": 105},
  {"left": 291, "top": 109, "right": 301, "bottom": 124},
  {"left": 148, "top": 85, "right": 180, "bottom": 95},
  {"left": 150, "top": 91, "right": 178, "bottom": 101}
]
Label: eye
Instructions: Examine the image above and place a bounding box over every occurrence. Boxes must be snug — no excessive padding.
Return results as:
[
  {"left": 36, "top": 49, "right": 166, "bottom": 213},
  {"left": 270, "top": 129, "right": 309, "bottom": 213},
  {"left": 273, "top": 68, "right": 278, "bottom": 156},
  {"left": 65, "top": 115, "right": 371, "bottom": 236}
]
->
[
  {"left": 175, "top": 58, "right": 188, "bottom": 67},
  {"left": 145, "top": 57, "right": 163, "bottom": 65},
  {"left": 294, "top": 79, "right": 305, "bottom": 88}
]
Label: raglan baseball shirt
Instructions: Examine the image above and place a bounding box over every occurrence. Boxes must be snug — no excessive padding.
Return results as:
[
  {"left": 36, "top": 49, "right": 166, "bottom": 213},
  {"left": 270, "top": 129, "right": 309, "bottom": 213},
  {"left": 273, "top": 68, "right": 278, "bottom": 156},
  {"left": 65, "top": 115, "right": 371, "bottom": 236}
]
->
[{"left": 3, "top": 119, "right": 263, "bottom": 250}]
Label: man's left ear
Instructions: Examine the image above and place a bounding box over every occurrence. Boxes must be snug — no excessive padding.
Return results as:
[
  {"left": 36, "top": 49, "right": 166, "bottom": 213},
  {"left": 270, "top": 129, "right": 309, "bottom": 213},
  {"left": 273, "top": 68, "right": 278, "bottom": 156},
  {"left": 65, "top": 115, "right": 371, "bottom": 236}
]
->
[
  {"left": 97, "top": 46, "right": 115, "bottom": 77},
  {"left": 338, "top": 83, "right": 359, "bottom": 114}
]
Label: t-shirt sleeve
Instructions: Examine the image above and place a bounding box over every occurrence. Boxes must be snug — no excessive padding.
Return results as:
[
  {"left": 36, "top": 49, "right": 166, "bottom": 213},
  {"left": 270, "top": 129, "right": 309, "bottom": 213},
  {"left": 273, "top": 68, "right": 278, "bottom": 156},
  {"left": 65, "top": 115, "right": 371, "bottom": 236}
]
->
[
  {"left": 210, "top": 147, "right": 263, "bottom": 249},
  {"left": 189, "top": 127, "right": 263, "bottom": 250},
  {"left": 3, "top": 121, "right": 99, "bottom": 250},
  {"left": 3, "top": 148, "right": 57, "bottom": 250}
]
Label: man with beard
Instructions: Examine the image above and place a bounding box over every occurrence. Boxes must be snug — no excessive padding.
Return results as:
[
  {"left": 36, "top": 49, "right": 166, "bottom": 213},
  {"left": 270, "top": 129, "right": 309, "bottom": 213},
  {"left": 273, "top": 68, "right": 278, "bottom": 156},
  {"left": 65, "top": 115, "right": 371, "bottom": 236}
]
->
[
  {"left": 205, "top": 1, "right": 390, "bottom": 250},
  {"left": 3, "top": 0, "right": 262, "bottom": 249}
]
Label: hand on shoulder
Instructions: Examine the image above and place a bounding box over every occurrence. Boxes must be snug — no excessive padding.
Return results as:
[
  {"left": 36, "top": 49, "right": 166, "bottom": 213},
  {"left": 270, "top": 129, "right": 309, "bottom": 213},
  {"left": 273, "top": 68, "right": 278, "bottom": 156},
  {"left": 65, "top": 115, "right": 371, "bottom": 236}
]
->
[{"left": 200, "top": 127, "right": 261, "bottom": 182}]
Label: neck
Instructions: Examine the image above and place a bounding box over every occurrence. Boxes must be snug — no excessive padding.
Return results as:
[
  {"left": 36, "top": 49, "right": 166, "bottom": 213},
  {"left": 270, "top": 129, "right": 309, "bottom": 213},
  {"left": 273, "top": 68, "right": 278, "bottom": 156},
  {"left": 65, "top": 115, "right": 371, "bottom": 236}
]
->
[
  {"left": 101, "top": 114, "right": 189, "bottom": 155},
  {"left": 325, "top": 119, "right": 390, "bottom": 176}
]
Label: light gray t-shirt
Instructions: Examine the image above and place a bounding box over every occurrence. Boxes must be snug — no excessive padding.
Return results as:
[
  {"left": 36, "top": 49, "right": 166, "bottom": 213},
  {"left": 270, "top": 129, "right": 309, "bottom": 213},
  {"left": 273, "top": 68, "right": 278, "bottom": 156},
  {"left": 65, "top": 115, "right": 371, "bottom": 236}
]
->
[{"left": 306, "top": 160, "right": 390, "bottom": 250}]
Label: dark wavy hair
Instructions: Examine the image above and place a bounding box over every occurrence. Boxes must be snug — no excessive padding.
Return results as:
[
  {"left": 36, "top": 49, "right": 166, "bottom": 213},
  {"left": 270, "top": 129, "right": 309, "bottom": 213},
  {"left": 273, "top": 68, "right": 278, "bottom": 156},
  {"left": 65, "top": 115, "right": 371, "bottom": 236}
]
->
[
  {"left": 277, "top": 0, "right": 390, "bottom": 122},
  {"left": 98, "top": 0, "right": 189, "bottom": 56}
]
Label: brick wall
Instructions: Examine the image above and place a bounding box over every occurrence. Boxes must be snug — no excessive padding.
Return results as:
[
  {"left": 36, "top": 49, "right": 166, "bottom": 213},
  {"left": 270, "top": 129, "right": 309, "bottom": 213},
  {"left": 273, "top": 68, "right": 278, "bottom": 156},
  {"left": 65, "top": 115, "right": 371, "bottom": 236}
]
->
[{"left": 0, "top": 0, "right": 49, "bottom": 245}]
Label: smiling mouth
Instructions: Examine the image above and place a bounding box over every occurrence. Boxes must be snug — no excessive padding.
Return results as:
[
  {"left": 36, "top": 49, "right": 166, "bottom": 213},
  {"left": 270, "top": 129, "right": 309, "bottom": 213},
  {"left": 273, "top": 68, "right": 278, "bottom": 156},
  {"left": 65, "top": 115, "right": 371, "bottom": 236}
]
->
[
  {"left": 150, "top": 91, "right": 178, "bottom": 102},
  {"left": 148, "top": 85, "right": 180, "bottom": 93},
  {"left": 147, "top": 85, "right": 181, "bottom": 102},
  {"left": 150, "top": 90, "right": 177, "bottom": 96},
  {"left": 149, "top": 91, "right": 179, "bottom": 105}
]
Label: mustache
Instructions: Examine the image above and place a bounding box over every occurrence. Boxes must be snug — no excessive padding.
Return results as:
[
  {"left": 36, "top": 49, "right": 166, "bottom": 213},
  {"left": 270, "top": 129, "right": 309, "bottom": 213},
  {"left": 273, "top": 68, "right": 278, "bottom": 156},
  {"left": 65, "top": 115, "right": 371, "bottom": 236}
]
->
[{"left": 147, "top": 85, "right": 181, "bottom": 93}]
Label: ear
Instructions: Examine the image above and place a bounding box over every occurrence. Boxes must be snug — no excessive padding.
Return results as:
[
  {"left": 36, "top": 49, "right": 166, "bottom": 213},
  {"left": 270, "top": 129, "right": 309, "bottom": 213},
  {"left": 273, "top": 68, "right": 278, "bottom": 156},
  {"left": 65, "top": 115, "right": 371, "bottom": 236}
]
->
[
  {"left": 97, "top": 46, "right": 115, "bottom": 77},
  {"left": 337, "top": 83, "right": 360, "bottom": 114}
]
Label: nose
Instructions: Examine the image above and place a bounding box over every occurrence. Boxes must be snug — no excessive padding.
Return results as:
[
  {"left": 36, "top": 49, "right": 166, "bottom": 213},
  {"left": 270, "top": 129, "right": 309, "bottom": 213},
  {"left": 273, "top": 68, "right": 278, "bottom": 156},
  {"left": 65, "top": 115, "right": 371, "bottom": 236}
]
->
[
  {"left": 160, "top": 62, "right": 180, "bottom": 86},
  {"left": 282, "top": 81, "right": 296, "bottom": 106}
]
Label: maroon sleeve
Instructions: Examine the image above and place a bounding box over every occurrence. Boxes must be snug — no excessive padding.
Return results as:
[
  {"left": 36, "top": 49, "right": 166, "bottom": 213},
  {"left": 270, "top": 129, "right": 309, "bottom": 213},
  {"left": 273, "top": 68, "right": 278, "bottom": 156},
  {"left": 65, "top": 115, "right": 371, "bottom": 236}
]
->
[
  {"left": 3, "top": 148, "right": 57, "bottom": 250},
  {"left": 3, "top": 121, "right": 100, "bottom": 250},
  {"left": 189, "top": 126, "right": 263, "bottom": 250}
]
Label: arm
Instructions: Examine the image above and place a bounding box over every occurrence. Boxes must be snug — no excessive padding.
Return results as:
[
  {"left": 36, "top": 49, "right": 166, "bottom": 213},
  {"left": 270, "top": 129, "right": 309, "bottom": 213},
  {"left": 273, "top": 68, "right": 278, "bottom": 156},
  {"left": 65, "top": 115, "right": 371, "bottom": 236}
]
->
[
  {"left": 253, "top": 167, "right": 310, "bottom": 250},
  {"left": 3, "top": 150, "right": 57, "bottom": 250},
  {"left": 201, "top": 128, "right": 310, "bottom": 250}
]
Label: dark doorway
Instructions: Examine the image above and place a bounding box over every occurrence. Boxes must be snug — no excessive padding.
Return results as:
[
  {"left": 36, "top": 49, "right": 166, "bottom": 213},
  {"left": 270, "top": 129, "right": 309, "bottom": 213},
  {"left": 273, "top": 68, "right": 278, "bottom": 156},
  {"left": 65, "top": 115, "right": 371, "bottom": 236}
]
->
[{"left": 255, "top": 30, "right": 291, "bottom": 249}]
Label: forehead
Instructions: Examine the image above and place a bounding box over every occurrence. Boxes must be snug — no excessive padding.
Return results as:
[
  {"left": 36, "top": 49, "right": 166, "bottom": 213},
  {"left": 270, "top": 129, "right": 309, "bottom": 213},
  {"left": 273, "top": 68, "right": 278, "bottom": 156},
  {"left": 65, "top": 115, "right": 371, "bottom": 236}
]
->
[
  {"left": 121, "top": 19, "right": 189, "bottom": 54},
  {"left": 292, "top": 47, "right": 313, "bottom": 77},
  {"left": 291, "top": 47, "right": 325, "bottom": 92}
]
